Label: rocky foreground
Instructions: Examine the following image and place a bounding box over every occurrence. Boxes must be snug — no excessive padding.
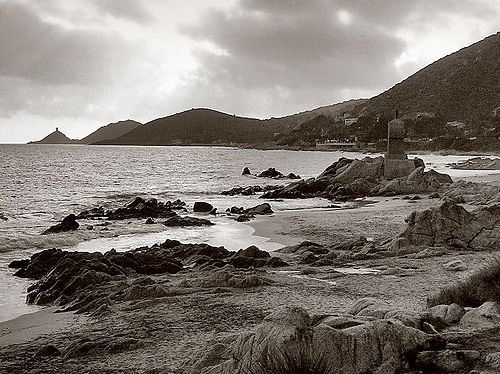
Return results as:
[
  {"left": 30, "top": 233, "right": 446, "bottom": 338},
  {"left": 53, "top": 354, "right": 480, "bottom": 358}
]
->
[{"left": 4, "top": 193, "right": 500, "bottom": 373}]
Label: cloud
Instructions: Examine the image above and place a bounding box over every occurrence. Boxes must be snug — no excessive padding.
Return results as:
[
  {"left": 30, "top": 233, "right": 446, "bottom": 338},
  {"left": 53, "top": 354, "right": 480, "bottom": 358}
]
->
[
  {"left": 0, "top": 1, "right": 140, "bottom": 118},
  {"left": 91, "top": 0, "right": 152, "bottom": 23},
  {"left": 175, "top": 0, "right": 500, "bottom": 117}
]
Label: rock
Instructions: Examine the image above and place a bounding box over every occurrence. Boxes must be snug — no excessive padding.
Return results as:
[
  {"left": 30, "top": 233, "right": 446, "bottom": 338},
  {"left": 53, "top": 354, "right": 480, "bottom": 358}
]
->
[
  {"left": 242, "top": 167, "right": 251, "bottom": 175},
  {"left": 209, "top": 208, "right": 217, "bottom": 215},
  {"left": 86, "top": 225, "right": 94, "bottom": 230},
  {"left": 145, "top": 218, "right": 155, "bottom": 224},
  {"left": 429, "top": 303, "right": 465, "bottom": 325},
  {"left": 347, "top": 298, "right": 393, "bottom": 319},
  {"left": 193, "top": 201, "right": 214, "bottom": 213},
  {"left": 14, "top": 248, "right": 66, "bottom": 279},
  {"left": 228, "top": 206, "right": 244, "bottom": 214},
  {"left": 485, "top": 352, "right": 500, "bottom": 369},
  {"left": 450, "top": 157, "right": 500, "bottom": 170},
  {"left": 429, "top": 192, "right": 441, "bottom": 199},
  {"left": 258, "top": 167, "right": 284, "bottom": 178},
  {"left": 0, "top": 212, "right": 7, "bottom": 221},
  {"left": 416, "top": 349, "right": 481, "bottom": 372},
  {"left": 229, "top": 253, "right": 288, "bottom": 269},
  {"left": 8, "top": 259, "right": 30, "bottom": 269},
  {"left": 243, "top": 203, "right": 273, "bottom": 215},
  {"left": 235, "top": 214, "right": 254, "bottom": 222},
  {"left": 443, "top": 259, "right": 467, "bottom": 271},
  {"left": 287, "top": 173, "right": 301, "bottom": 179},
  {"left": 460, "top": 302, "right": 500, "bottom": 329},
  {"left": 392, "top": 200, "right": 500, "bottom": 250},
  {"left": 99, "top": 197, "right": 185, "bottom": 220},
  {"left": 42, "top": 214, "right": 79, "bottom": 234},
  {"left": 236, "top": 245, "right": 270, "bottom": 258},
  {"left": 34, "top": 344, "right": 61, "bottom": 358},
  {"left": 192, "top": 306, "right": 440, "bottom": 374},
  {"left": 163, "top": 215, "right": 213, "bottom": 227}
]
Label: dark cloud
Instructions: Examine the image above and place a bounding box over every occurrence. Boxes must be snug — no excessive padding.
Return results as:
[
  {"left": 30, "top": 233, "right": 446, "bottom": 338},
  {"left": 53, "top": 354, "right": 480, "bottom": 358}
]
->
[{"left": 0, "top": 2, "right": 132, "bottom": 86}]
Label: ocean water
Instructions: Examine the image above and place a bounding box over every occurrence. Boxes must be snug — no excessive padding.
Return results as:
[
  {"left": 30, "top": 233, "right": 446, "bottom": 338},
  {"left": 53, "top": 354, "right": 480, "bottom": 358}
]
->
[{"left": 0, "top": 144, "right": 499, "bottom": 322}]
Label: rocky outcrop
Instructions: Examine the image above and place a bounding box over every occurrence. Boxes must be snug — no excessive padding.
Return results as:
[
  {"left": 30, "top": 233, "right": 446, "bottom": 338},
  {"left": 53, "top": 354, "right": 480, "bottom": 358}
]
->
[
  {"left": 163, "top": 215, "right": 213, "bottom": 227},
  {"left": 12, "top": 240, "right": 287, "bottom": 311},
  {"left": 191, "top": 305, "right": 440, "bottom": 374},
  {"left": 261, "top": 157, "right": 451, "bottom": 200},
  {"left": 221, "top": 185, "right": 282, "bottom": 196},
  {"left": 76, "top": 197, "right": 186, "bottom": 221},
  {"left": 42, "top": 214, "right": 79, "bottom": 234},
  {"left": 242, "top": 167, "right": 251, "bottom": 175},
  {"left": 450, "top": 157, "right": 500, "bottom": 170},
  {"left": 392, "top": 200, "right": 500, "bottom": 251},
  {"left": 257, "top": 168, "right": 300, "bottom": 179}
]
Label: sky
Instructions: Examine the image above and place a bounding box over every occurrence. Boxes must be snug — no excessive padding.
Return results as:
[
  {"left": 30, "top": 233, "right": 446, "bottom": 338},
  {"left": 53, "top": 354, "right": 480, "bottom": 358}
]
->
[{"left": 0, "top": 0, "right": 499, "bottom": 143}]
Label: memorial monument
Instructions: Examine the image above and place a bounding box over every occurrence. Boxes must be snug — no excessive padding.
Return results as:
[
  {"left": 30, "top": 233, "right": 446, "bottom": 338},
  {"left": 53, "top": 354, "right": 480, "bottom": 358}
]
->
[{"left": 384, "top": 117, "right": 419, "bottom": 179}]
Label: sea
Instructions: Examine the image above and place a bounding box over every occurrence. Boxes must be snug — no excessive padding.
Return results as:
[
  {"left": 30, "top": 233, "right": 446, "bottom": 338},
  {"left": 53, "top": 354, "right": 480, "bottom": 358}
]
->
[{"left": 1, "top": 144, "right": 499, "bottom": 322}]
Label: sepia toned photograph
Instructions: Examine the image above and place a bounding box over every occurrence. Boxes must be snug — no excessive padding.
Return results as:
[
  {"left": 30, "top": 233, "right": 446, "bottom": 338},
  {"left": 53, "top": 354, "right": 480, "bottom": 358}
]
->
[{"left": 1, "top": 1, "right": 500, "bottom": 373}]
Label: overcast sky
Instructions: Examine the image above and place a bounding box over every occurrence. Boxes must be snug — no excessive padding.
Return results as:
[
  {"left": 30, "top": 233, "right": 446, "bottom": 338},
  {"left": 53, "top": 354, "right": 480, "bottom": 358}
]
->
[{"left": 1, "top": 0, "right": 499, "bottom": 143}]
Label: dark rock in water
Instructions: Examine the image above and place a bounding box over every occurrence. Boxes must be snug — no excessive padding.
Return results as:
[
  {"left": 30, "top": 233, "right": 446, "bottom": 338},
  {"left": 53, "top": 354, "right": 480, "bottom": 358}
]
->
[
  {"left": 287, "top": 173, "right": 301, "bottom": 179},
  {"left": 193, "top": 201, "right": 213, "bottom": 213},
  {"left": 8, "top": 259, "right": 30, "bottom": 269},
  {"left": 236, "top": 214, "right": 254, "bottom": 222},
  {"left": 76, "top": 207, "right": 105, "bottom": 220},
  {"left": 209, "top": 208, "right": 217, "bottom": 215},
  {"left": 228, "top": 206, "right": 244, "bottom": 214},
  {"left": 0, "top": 212, "right": 7, "bottom": 221},
  {"left": 243, "top": 203, "right": 273, "bottom": 215},
  {"left": 42, "top": 214, "right": 79, "bottom": 235},
  {"left": 163, "top": 215, "right": 213, "bottom": 227},
  {"left": 236, "top": 245, "right": 271, "bottom": 258},
  {"left": 242, "top": 167, "right": 251, "bottom": 175},
  {"left": 34, "top": 344, "right": 61, "bottom": 358},
  {"left": 76, "top": 197, "right": 186, "bottom": 221},
  {"left": 258, "top": 167, "right": 283, "bottom": 178},
  {"left": 145, "top": 218, "right": 155, "bottom": 224}
]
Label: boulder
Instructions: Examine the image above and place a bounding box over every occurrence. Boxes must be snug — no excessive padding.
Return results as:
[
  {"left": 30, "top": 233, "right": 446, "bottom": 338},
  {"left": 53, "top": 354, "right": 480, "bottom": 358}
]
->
[
  {"left": 193, "top": 202, "right": 214, "bottom": 213},
  {"left": 0, "top": 212, "right": 7, "bottom": 221},
  {"left": 242, "top": 167, "right": 251, "bottom": 175},
  {"left": 429, "top": 303, "right": 465, "bottom": 325},
  {"left": 347, "top": 298, "right": 393, "bottom": 319},
  {"left": 145, "top": 218, "right": 155, "bottom": 224},
  {"left": 42, "top": 214, "right": 79, "bottom": 234},
  {"left": 258, "top": 167, "right": 284, "bottom": 178},
  {"left": 391, "top": 200, "right": 500, "bottom": 250},
  {"left": 235, "top": 214, "right": 254, "bottom": 222},
  {"left": 191, "top": 306, "right": 439, "bottom": 374},
  {"left": 243, "top": 203, "right": 273, "bottom": 215},
  {"left": 460, "top": 301, "right": 500, "bottom": 329}
]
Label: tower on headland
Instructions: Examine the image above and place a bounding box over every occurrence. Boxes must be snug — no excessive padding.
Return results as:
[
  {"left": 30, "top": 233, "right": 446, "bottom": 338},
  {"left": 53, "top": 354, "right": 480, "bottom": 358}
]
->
[{"left": 384, "top": 116, "right": 420, "bottom": 179}]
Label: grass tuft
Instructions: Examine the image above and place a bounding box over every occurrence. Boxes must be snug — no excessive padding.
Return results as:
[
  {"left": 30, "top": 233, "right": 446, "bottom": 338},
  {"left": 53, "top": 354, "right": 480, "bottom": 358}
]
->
[{"left": 428, "top": 256, "right": 500, "bottom": 307}]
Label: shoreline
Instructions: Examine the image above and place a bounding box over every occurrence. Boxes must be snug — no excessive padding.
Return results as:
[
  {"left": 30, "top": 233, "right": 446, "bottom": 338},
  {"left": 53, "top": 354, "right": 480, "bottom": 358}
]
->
[{"left": 0, "top": 306, "right": 84, "bottom": 348}]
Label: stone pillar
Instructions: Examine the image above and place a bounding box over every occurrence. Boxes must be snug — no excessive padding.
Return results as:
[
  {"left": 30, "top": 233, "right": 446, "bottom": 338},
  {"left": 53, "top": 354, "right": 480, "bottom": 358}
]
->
[{"left": 384, "top": 118, "right": 416, "bottom": 179}]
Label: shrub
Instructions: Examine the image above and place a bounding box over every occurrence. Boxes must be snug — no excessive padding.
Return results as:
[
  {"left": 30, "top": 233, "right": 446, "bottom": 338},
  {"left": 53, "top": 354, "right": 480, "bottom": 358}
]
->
[{"left": 428, "top": 256, "right": 500, "bottom": 307}]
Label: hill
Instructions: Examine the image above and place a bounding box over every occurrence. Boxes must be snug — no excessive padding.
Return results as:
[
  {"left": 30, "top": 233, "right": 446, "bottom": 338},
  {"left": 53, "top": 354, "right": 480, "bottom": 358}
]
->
[
  {"left": 277, "top": 99, "right": 367, "bottom": 126},
  {"left": 355, "top": 32, "right": 500, "bottom": 125},
  {"left": 80, "top": 120, "right": 142, "bottom": 144},
  {"left": 29, "top": 128, "right": 78, "bottom": 144},
  {"left": 99, "top": 108, "right": 296, "bottom": 145}
]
